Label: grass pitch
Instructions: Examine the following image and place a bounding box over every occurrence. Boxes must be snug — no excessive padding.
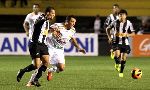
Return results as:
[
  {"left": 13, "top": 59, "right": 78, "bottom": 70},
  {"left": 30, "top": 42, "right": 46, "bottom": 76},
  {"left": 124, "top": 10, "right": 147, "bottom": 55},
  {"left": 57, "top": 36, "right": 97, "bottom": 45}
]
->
[{"left": 0, "top": 56, "right": 149, "bottom": 90}]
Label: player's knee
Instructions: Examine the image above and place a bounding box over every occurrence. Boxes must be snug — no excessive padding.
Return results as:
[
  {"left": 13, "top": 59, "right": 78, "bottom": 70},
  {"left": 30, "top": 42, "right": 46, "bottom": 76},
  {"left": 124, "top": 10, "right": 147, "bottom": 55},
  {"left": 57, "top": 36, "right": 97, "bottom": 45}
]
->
[{"left": 59, "top": 67, "right": 65, "bottom": 72}]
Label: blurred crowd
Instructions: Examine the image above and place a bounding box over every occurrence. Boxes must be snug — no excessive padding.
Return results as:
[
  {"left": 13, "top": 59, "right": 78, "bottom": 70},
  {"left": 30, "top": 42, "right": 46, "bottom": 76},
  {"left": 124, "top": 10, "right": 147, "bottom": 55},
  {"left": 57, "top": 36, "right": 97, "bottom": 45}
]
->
[{"left": 0, "top": 0, "right": 28, "bottom": 7}]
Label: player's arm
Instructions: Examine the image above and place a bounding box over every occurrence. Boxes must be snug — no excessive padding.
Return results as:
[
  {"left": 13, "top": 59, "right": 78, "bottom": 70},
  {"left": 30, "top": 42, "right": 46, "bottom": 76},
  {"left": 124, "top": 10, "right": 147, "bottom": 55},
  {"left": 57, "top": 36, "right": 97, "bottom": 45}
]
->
[
  {"left": 71, "top": 37, "right": 86, "bottom": 54},
  {"left": 23, "top": 21, "right": 29, "bottom": 36},
  {"left": 104, "top": 16, "right": 111, "bottom": 29},
  {"left": 23, "top": 14, "right": 31, "bottom": 36},
  {"left": 106, "top": 22, "right": 114, "bottom": 43},
  {"left": 123, "top": 22, "right": 135, "bottom": 37},
  {"left": 49, "top": 23, "right": 61, "bottom": 38},
  {"left": 126, "top": 23, "right": 135, "bottom": 37}
]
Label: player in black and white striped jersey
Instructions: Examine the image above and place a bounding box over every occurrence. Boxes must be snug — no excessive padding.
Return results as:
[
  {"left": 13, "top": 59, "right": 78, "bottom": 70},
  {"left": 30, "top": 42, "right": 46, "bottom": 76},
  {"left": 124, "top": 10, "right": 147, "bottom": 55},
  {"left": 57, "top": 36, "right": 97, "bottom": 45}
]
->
[
  {"left": 17, "top": 6, "right": 55, "bottom": 87},
  {"left": 104, "top": 4, "right": 121, "bottom": 71},
  {"left": 106, "top": 9, "right": 135, "bottom": 77},
  {"left": 104, "top": 4, "right": 120, "bottom": 28},
  {"left": 28, "top": 6, "right": 55, "bottom": 86},
  {"left": 104, "top": 4, "right": 120, "bottom": 59}
]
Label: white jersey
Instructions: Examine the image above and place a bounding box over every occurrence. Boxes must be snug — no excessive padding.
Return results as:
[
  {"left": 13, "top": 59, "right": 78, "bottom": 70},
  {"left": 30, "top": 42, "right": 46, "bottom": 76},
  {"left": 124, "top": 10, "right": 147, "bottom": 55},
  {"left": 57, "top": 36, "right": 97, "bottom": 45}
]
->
[
  {"left": 47, "top": 23, "right": 76, "bottom": 49},
  {"left": 24, "top": 12, "right": 43, "bottom": 40}
]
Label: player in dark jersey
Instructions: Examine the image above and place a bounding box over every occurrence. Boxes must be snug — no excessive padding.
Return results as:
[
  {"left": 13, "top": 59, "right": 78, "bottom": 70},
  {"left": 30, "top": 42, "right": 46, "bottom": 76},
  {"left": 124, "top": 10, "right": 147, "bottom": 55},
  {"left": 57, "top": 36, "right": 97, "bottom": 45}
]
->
[
  {"left": 17, "top": 6, "right": 55, "bottom": 87},
  {"left": 106, "top": 9, "right": 135, "bottom": 77}
]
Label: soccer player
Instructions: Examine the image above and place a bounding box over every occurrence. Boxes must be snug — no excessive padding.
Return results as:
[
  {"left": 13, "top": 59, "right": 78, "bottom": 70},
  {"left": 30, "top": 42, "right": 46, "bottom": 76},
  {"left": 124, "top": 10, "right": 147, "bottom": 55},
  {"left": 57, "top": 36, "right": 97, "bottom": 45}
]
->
[
  {"left": 106, "top": 9, "right": 135, "bottom": 77},
  {"left": 17, "top": 4, "right": 43, "bottom": 82},
  {"left": 46, "top": 15, "right": 86, "bottom": 81},
  {"left": 105, "top": 4, "right": 121, "bottom": 71},
  {"left": 18, "top": 6, "right": 56, "bottom": 87},
  {"left": 23, "top": 4, "right": 43, "bottom": 38}
]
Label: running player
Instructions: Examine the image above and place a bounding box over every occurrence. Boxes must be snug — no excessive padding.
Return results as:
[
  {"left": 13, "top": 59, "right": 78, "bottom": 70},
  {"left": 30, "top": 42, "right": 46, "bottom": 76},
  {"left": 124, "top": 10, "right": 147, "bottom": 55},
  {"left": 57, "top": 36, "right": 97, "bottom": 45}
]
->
[
  {"left": 106, "top": 9, "right": 135, "bottom": 77},
  {"left": 105, "top": 4, "right": 121, "bottom": 71},
  {"left": 18, "top": 6, "right": 55, "bottom": 87},
  {"left": 17, "top": 4, "right": 43, "bottom": 83},
  {"left": 46, "top": 15, "right": 86, "bottom": 80}
]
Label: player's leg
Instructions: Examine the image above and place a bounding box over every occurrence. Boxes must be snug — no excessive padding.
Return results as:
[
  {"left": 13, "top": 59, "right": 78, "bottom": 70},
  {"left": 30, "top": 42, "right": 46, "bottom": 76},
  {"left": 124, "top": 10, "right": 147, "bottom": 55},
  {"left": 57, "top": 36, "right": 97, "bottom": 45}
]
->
[
  {"left": 114, "top": 49, "right": 121, "bottom": 71},
  {"left": 119, "top": 53, "right": 127, "bottom": 77},
  {"left": 26, "top": 58, "right": 41, "bottom": 87},
  {"left": 17, "top": 42, "right": 36, "bottom": 82},
  {"left": 119, "top": 45, "right": 130, "bottom": 77},
  {"left": 17, "top": 61, "right": 35, "bottom": 82},
  {"left": 47, "top": 49, "right": 65, "bottom": 81},
  {"left": 33, "top": 55, "right": 49, "bottom": 87}
]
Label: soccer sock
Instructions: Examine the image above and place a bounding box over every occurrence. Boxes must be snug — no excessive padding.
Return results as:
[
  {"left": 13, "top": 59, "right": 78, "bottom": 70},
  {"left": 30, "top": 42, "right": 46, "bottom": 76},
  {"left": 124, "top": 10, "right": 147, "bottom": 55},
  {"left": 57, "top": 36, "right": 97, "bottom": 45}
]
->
[
  {"left": 120, "top": 61, "right": 126, "bottom": 73},
  {"left": 34, "top": 65, "right": 47, "bottom": 81},
  {"left": 48, "top": 65, "right": 58, "bottom": 72},
  {"left": 22, "top": 64, "right": 35, "bottom": 72},
  {"left": 28, "top": 69, "right": 38, "bottom": 83},
  {"left": 114, "top": 56, "right": 120, "bottom": 64}
]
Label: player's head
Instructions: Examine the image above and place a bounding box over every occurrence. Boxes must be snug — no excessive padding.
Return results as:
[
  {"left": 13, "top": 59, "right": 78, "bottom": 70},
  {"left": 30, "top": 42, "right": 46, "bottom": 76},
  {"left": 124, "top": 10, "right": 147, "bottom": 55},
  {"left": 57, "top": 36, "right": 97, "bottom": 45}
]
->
[
  {"left": 112, "top": 4, "right": 120, "bottom": 14},
  {"left": 118, "top": 9, "right": 128, "bottom": 21},
  {"left": 33, "top": 4, "right": 40, "bottom": 13},
  {"left": 45, "top": 6, "right": 55, "bottom": 20},
  {"left": 65, "top": 15, "right": 76, "bottom": 29}
]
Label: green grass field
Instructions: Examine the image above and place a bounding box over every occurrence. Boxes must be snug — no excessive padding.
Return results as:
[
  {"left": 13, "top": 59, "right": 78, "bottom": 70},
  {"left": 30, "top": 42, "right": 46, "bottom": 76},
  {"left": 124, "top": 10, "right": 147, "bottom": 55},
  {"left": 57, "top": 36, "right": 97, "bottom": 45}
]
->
[{"left": 0, "top": 56, "right": 149, "bottom": 90}]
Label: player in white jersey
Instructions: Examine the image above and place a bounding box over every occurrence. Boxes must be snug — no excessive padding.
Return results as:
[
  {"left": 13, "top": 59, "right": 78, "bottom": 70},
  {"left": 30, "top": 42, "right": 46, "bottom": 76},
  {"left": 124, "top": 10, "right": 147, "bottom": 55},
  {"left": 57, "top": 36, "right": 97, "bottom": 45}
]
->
[
  {"left": 17, "top": 4, "right": 43, "bottom": 83},
  {"left": 106, "top": 9, "right": 135, "bottom": 77},
  {"left": 23, "top": 4, "right": 43, "bottom": 39},
  {"left": 46, "top": 15, "right": 86, "bottom": 81}
]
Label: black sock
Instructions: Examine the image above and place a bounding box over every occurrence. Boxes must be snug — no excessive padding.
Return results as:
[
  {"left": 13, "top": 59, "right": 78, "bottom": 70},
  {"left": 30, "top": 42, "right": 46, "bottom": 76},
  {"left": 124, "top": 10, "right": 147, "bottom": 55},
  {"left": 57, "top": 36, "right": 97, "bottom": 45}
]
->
[
  {"left": 114, "top": 57, "right": 120, "bottom": 64},
  {"left": 34, "top": 65, "right": 47, "bottom": 81},
  {"left": 120, "top": 61, "right": 126, "bottom": 73},
  {"left": 22, "top": 64, "right": 35, "bottom": 72}
]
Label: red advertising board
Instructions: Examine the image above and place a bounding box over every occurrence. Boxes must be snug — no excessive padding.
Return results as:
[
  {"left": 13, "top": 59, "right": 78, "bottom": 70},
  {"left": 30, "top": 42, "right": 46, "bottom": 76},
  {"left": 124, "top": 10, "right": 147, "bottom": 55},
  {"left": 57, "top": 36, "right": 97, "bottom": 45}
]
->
[{"left": 132, "top": 35, "right": 150, "bottom": 57}]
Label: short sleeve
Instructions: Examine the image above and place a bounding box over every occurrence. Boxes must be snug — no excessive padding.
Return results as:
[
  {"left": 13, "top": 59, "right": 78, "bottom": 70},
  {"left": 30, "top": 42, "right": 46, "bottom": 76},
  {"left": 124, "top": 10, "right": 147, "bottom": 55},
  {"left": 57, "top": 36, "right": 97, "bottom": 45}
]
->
[
  {"left": 24, "top": 14, "right": 31, "bottom": 23},
  {"left": 129, "top": 22, "right": 135, "bottom": 32}
]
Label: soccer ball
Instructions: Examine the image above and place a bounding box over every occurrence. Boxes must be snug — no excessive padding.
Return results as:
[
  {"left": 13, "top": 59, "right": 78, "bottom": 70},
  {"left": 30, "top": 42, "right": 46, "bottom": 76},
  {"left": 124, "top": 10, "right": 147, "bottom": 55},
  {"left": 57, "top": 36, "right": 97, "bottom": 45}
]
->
[{"left": 131, "top": 68, "right": 142, "bottom": 79}]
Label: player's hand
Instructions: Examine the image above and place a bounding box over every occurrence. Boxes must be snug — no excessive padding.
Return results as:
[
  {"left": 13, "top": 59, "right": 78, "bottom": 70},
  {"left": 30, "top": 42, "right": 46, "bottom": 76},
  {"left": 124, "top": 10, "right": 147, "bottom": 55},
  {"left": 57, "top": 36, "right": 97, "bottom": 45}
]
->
[
  {"left": 108, "top": 37, "right": 112, "bottom": 44},
  {"left": 116, "top": 33, "right": 127, "bottom": 37},
  {"left": 26, "top": 32, "right": 29, "bottom": 37},
  {"left": 53, "top": 30, "right": 61, "bottom": 38},
  {"left": 122, "top": 33, "right": 128, "bottom": 37},
  {"left": 78, "top": 48, "right": 86, "bottom": 54}
]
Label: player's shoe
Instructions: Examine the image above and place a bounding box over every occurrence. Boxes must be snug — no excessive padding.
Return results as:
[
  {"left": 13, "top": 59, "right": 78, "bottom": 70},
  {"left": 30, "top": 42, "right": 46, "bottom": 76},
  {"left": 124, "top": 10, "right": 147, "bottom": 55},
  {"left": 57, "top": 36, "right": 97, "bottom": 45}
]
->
[
  {"left": 115, "top": 64, "right": 121, "bottom": 72},
  {"left": 110, "top": 50, "right": 115, "bottom": 59},
  {"left": 32, "top": 81, "right": 41, "bottom": 87},
  {"left": 119, "top": 73, "right": 123, "bottom": 77},
  {"left": 26, "top": 81, "right": 35, "bottom": 87},
  {"left": 17, "top": 69, "right": 25, "bottom": 82},
  {"left": 47, "top": 71, "right": 52, "bottom": 81}
]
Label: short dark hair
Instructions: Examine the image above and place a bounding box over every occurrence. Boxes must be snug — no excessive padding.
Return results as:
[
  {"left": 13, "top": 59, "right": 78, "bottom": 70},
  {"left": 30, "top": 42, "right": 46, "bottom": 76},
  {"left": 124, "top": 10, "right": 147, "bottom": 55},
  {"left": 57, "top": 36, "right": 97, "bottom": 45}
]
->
[
  {"left": 45, "top": 6, "right": 55, "bottom": 13},
  {"left": 119, "top": 9, "right": 128, "bottom": 15},
  {"left": 113, "top": 4, "right": 119, "bottom": 8},
  {"left": 65, "top": 15, "right": 76, "bottom": 22},
  {"left": 33, "top": 3, "right": 40, "bottom": 7}
]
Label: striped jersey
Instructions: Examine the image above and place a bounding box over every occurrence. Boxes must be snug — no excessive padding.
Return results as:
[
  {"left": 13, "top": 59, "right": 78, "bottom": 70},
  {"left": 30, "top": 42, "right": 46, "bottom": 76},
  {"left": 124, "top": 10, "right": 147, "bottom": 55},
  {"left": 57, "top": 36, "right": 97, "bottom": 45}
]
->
[
  {"left": 104, "top": 14, "right": 119, "bottom": 39},
  {"left": 32, "top": 15, "right": 50, "bottom": 44},
  {"left": 47, "top": 23, "right": 76, "bottom": 49},
  {"left": 108, "top": 19, "right": 135, "bottom": 45},
  {"left": 24, "top": 12, "right": 43, "bottom": 41}
]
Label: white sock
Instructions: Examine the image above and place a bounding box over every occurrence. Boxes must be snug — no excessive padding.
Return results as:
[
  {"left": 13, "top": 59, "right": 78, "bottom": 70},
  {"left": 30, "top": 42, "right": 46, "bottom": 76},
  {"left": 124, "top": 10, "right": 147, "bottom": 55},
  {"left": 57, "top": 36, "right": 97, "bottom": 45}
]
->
[
  {"left": 28, "top": 69, "right": 38, "bottom": 83},
  {"left": 48, "top": 65, "right": 58, "bottom": 72}
]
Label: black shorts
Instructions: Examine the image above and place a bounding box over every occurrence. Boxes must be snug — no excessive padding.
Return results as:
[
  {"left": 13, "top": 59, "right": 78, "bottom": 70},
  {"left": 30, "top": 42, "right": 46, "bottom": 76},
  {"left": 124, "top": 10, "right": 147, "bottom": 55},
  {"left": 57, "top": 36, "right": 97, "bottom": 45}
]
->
[
  {"left": 29, "top": 42, "right": 49, "bottom": 59},
  {"left": 111, "top": 43, "right": 120, "bottom": 51},
  {"left": 117, "top": 44, "right": 131, "bottom": 54}
]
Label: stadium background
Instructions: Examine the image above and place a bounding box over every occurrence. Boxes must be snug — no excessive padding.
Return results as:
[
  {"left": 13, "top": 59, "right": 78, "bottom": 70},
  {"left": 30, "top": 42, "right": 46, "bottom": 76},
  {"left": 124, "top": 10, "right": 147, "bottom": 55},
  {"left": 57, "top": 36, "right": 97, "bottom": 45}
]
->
[
  {"left": 0, "top": 0, "right": 150, "bottom": 90},
  {"left": 0, "top": 0, "right": 150, "bottom": 56}
]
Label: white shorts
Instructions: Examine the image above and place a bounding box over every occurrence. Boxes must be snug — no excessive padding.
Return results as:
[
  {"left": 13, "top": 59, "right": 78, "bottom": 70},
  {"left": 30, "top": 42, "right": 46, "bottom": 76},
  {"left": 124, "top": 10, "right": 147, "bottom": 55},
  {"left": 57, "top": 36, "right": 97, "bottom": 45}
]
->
[{"left": 48, "top": 47, "right": 65, "bottom": 65}]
